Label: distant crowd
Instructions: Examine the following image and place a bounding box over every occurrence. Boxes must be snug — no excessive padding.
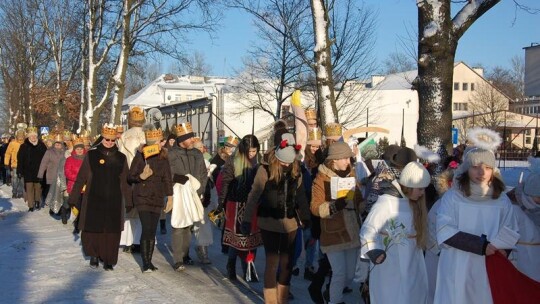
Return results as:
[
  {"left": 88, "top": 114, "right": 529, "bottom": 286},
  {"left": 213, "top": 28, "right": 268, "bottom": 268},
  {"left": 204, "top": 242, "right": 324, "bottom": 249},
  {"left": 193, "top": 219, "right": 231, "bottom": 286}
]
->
[{"left": 1, "top": 96, "right": 539, "bottom": 304}]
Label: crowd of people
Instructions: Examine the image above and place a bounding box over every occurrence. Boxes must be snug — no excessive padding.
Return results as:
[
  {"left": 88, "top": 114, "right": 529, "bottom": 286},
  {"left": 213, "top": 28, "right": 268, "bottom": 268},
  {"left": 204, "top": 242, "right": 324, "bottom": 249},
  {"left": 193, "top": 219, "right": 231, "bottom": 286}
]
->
[{"left": 1, "top": 99, "right": 540, "bottom": 304}]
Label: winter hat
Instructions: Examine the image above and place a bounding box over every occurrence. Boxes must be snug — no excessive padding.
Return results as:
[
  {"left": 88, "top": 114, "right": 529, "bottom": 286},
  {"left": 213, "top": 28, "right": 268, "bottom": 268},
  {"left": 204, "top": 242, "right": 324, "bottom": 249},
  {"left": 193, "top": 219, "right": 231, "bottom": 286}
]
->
[
  {"left": 524, "top": 156, "right": 540, "bottom": 197},
  {"left": 399, "top": 162, "right": 431, "bottom": 189},
  {"left": 326, "top": 141, "right": 354, "bottom": 160},
  {"left": 382, "top": 144, "right": 401, "bottom": 163},
  {"left": 454, "top": 127, "right": 501, "bottom": 178},
  {"left": 275, "top": 132, "right": 300, "bottom": 164},
  {"left": 391, "top": 147, "right": 418, "bottom": 168}
]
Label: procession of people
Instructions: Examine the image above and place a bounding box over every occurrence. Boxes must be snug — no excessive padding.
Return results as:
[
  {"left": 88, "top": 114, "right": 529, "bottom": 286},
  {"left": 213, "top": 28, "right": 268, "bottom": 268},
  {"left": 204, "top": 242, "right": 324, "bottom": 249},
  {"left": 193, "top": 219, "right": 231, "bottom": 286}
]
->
[{"left": 2, "top": 102, "right": 540, "bottom": 304}]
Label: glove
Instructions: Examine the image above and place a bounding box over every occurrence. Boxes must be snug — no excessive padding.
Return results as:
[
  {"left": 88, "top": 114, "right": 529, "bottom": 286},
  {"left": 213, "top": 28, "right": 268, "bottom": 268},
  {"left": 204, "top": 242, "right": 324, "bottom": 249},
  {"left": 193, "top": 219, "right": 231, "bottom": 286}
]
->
[
  {"left": 366, "top": 249, "right": 386, "bottom": 265},
  {"left": 125, "top": 206, "right": 133, "bottom": 214},
  {"left": 215, "top": 202, "right": 224, "bottom": 214},
  {"left": 71, "top": 206, "right": 79, "bottom": 217},
  {"left": 334, "top": 197, "right": 347, "bottom": 211},
  {"left": 164, "top": 196, "right": 173, "bottom": 213},
  {"left": 240, "top": 221, "right": 252, "bottom": 235},
  {"left": 173, "top": 174, "right": 189, "bottom": 185},
  {"left": 139, "top": 164, "right": 153, "bottom": 180}
]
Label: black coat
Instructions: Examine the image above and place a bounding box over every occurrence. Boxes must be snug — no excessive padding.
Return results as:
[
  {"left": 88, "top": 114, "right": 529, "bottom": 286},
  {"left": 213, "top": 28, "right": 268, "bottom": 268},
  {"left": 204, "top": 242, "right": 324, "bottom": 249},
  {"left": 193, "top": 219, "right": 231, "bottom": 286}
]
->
[
  {"left": 17, "top": 139, "right": 47, "bottom": 182},
  {"left": 68, "top": 144, "right": 132, "bottom": 233},
  {"left": 128, "top": 150, "right": 173, "bottom": 214}
]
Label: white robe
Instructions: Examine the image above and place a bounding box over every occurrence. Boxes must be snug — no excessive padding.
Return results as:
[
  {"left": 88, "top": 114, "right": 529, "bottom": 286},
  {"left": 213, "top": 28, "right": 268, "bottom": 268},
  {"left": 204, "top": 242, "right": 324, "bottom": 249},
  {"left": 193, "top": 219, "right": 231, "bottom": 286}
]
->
[
  {"left": 435, "top": 188, "right": 518, "bottom": 304},
  {"left": 360, "top": 194, "right": 428, "bottom": 304},
  {"left": 511, "top": 204, "right": 540, "bottom": 282},
  {"left": 425, "top": 199, "right": 442, "bottom": 304}
]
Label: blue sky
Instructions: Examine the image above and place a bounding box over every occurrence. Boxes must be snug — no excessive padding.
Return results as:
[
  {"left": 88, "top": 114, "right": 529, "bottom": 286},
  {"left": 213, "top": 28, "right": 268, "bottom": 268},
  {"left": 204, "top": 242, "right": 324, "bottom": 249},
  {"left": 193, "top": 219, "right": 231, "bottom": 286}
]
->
[{"left": 174, "top": 0, "right": 539, "bottom": 76}]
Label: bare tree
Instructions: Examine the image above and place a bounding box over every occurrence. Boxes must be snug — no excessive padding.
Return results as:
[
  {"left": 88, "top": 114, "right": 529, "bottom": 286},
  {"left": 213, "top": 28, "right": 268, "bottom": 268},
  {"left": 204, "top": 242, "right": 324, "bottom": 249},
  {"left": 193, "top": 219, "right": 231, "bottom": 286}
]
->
[
  {"left": 176, "top": 51, "right": 213, "bottom": 76},
  {"left": 381, "top": 52, "right": 416, "bottom": 75},
  {"left": 468, "top": 82, "right": 510, "bottom": 129},
  {"left": 415, "top": 0, "right": 502, "bottom": 151}
]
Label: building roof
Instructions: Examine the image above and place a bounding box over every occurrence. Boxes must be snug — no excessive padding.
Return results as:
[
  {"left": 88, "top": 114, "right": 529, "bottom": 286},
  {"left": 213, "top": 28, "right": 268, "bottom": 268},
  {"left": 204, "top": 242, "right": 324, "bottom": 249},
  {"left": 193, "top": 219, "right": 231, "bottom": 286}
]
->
[{"left": 374, "top": 70, "right": 417, "bottom": 90}]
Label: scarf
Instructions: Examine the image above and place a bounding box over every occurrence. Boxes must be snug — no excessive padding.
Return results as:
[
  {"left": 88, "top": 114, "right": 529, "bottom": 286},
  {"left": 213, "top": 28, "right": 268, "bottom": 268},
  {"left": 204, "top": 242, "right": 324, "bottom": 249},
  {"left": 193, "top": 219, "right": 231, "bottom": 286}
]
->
[{"left": 468, "top": 182, "right": 494, "bottom": 202}]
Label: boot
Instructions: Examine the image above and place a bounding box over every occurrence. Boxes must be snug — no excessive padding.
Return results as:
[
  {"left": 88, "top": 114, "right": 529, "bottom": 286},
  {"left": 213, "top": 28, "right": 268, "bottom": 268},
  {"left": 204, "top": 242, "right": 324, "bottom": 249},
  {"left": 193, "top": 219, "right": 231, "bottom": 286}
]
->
[
  {"left": 226, "top": 259, "right": 237, "bottom": 281},
  {"left": 263, "top": 287, "right": 278, "bottom": 304},
  {"left": 89, "top": 256, "right": 99, "bottom": 268},
  {"left": 141, "top": 240, "right": 151, "bottom": 273},
  {"left": 60, "top": 206, "right": 68, "bottom": 224},
  {"left": 34, "top": 201, "right": 40, "bottom": 211},
  {"left": 147, "top": 240, "right": 158, "bottom": 271},
  {"left": 276, "top": 284, "right": 289, "bottom": 304},
  {"left": 73, "top": 217, "right": 80, "bottom": 234},
  {"left": 160, "top": 219, "right": 167, "bottom": 234},
  {"left": 196, "top": 246, "right": 211, "bottom": 264}
]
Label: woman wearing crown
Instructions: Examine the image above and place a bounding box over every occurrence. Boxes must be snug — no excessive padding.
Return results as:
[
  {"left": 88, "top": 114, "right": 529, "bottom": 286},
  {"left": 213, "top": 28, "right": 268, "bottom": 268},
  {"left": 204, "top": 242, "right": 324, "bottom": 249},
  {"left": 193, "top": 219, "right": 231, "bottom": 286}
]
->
[{"left": 68, "top": 124, "right": 132, "bottom": 270}]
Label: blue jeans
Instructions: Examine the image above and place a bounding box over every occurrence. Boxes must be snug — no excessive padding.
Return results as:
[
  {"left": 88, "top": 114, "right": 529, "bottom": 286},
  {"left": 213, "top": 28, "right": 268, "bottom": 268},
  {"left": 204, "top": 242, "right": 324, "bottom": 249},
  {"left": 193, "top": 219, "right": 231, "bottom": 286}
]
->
[
  {"left": 11, "top": 169, "right": 23, "bottom": 197},
  {"left": 303, "top": 228, "right": 318, "bottom": 268}
]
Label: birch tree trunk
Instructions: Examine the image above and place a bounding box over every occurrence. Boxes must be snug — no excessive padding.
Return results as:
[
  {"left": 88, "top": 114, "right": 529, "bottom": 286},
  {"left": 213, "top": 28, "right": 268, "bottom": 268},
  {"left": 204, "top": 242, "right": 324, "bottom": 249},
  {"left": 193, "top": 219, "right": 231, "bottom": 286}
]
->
[
  {"left": 416, "top": 0, "right": 500, "bottom": 151},
  {"left": 310, "top": 0, "right": 337, "bottom": 128}
]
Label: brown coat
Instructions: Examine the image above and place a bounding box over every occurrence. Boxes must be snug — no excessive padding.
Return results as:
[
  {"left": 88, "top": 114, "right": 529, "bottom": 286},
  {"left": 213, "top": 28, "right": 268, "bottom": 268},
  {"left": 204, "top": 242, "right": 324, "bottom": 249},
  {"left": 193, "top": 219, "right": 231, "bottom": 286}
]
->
[{"left": 311, "top": 164, "right": 364, "bottom": 253}]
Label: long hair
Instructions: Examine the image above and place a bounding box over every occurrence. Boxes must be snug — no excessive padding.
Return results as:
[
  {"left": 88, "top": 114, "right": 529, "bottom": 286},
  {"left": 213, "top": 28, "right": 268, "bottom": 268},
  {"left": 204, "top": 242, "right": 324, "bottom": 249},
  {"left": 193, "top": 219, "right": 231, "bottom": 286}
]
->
[
  {"left": 456, "top": 172, "right": 505, "bottom": 199},
  {"left": 234, "top": 135, "right": 260, "bottom": 179},
  {"left": 401, "top": 185, "right": 428, "bottom": 249},
  {"left": 267, "top": 148, "right": 300, "bottom": 183},
  {"left": 304, "top": 144, "right": 319, "bottom": 170}
]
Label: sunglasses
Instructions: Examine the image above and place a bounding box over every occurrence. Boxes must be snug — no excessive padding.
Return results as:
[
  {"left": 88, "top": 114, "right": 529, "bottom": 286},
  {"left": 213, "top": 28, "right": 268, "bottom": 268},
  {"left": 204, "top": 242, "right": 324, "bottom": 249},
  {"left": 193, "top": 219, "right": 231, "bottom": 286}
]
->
[{"left": 103, "top": 138, "right": 115, "bottom": 142}]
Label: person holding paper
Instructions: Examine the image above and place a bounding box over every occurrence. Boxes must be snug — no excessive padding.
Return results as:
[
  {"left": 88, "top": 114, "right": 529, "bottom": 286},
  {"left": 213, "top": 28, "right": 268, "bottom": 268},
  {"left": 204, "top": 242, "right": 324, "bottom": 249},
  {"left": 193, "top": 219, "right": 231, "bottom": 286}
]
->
[
  {"left": 434, "top": 127, "right": 518, "bottom": 304},
  {"left": 127, "top": 127, "right": 173, "bottom": 272},
  {"left": 311, "top": 141, "right": 364, "bottom": 304}
]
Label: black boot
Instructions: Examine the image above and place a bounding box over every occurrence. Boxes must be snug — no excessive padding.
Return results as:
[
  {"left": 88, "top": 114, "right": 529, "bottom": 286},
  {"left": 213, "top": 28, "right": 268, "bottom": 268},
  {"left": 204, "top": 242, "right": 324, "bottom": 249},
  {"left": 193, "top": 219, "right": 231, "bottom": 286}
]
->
[
  {"left": 73, "top": 217, "right": 80, "bottom": 234},
  {"left": 90, "top": 256, "right": 99, "bottom": 268},
  {"left": 141, "top": 240, "right": 151, "bottom": 273},
  {"left": 308, "top": 257, "right": 330, "bottom": 304},
  {"left": 226, "top": 259, "right": 237, "bottom": 281},
  {"left": 60, "top": 207, "right": 68, "bottom": 224},
  {"left": 160, "top": 219, "right": 167, "bottom": 234},
  {"left": 147, "top": 240, "right": 158, "bottom": 271},
  {"left": 34, "top": 201, "right": 40, "bottom": 211}
]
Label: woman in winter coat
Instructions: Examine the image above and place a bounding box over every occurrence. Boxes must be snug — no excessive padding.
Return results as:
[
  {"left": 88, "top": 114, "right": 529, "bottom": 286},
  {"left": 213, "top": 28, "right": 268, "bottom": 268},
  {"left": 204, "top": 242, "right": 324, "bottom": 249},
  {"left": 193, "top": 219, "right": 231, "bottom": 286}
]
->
[
  {"left": 360, "top": 162, "right": 431, "bottom": 304},
  {"left": 38, "top": 134, "right": 66, "bottom": 215},
  {"left": 127, "top": 128, "right": 173, "bottom": 272},
  {"left": 218, "top": 134, "right": 262, "bottom": 282},
  {"left": 434, "top": 128, "right": 518, "bottom": 303},
  {"left": 311, "top": 142, "right": 364, "bottom": 304},
  {"left": 68, "top": 125, "right": 132, "bottom": 271},
  {"left": 242, "top": 132, "right": 311, "bottom": 304},
  {"left": 65, "top": 139, "right": 86, "bottom": 232},
  {"left": 17, "top": 128, "right": 47, "bottom": 211}
]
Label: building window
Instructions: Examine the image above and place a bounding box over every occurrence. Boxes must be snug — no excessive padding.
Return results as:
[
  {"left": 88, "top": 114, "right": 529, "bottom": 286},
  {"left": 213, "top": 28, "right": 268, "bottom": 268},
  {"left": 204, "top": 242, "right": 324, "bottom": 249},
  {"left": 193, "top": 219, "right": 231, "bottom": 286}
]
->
[
  {"left": 526, "top": 137, "right": 531, "bottom": 144},
  {"left": 186, "top": 95, "right": 192, "bottom": 101},
  {"left": 175, "top": 94, "right": 181, "bottom": 102},
  {"left": 453, "top": 102, "right": 468, "bottom": 111},
  {"left": 526, "top": 129, "right": 531, "bottom": 135},
  {"left": 454, "top": 82, "right": 459, "bottom": 90},
  {"left": 470, "top": 83, "right": 475, "bottom": 91},
  {"left": 462, "top": 83, "right": 468, "bottom": 91}
]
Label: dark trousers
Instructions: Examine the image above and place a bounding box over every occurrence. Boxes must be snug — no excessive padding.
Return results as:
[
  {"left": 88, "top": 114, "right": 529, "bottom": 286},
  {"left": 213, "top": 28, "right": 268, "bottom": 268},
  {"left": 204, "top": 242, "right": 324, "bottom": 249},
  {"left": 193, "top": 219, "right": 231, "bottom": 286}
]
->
[
  {"left": 261, "top": 229, "right": 297, "bottom": 288},
  {"left": 138, "top": 210, "right": 160, "bottom": 242}
]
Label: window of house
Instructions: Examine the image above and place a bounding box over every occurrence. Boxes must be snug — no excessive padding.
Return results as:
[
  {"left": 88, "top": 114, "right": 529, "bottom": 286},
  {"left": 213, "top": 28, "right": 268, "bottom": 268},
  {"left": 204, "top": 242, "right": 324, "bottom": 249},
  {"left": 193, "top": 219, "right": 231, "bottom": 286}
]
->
[
  {"left": 470, "top": 83, "right": 475, "bottom": 91},
  {"left": 526, "top": 129, "right": 531, "bottom": 135},
  {"left": 462, "top": 83, "right": 468, "bottom": 91},
  {"left": 186, "top": 95, "right": 192, "bottom": 101},
  {"left": 454, "top": 82, "right": 459, "bottom": 90},
  {"left": 526, "top": 137, "right": 531, "bottom": 144},
  {"left": 175, "top": 94, "right": 181, "bottom": 102}
]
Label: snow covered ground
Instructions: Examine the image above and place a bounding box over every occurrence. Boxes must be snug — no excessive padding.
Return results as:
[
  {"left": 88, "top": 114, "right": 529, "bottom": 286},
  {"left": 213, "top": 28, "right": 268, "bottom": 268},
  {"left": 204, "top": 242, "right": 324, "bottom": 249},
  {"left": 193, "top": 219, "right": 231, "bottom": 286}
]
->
[
  {"left": 0, "top": 183, "right": 362, "bottom": 304},
  {"left": 0, "top": 163, "right": 528, "bottom": 304}
]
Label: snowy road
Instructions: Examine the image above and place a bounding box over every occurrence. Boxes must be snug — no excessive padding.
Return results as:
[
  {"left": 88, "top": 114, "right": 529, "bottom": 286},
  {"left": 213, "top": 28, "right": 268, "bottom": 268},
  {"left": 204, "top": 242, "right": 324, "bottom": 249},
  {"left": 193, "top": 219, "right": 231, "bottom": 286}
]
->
[{"left": 0, "top": 184, "right": 363, "bottom": 304}]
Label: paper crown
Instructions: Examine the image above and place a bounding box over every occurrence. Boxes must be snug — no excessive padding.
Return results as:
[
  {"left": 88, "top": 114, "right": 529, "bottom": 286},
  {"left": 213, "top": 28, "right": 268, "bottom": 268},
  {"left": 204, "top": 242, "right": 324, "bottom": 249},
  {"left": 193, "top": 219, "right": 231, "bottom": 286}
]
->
[
  {"left": 101, "top": 124, "right": 117, "bottom": 140},
  {"left": 129, "top": 107, "right": 145, "bottom": 122},
  {"left": 144, "top": 128, "right": 163, "bottom": 143},
  {"left": 115, "top": 125, "right": 124, "bottom": 133},
  {"left": 16, "top": 122, "right": 28, "bottom": 130},
  {"left": 62, "top": 130, "right": 72, "bottom": 141},
  {"left": 307, "top": 127, "right": 323, "bottom": 143},
  {"left": 224, "top": 136, "right": 239, "bottom": 147},
  {"left": 175, "top": 122, "right": 193, "bottom": 136},
  {"left": 325, "top": 123, "right": 342, "bottom": 139},
  {"left": 53, "top": 133, "right": 63, "bottom": 142},
  {"left": 72, "top": 137, "right": 84, "bottom": 147},
  {"left": 26, "top": 126, "right": 38, "bottom": 135},
  {"left": 305, "top": 108, "right": 317, "bottom": 121}
]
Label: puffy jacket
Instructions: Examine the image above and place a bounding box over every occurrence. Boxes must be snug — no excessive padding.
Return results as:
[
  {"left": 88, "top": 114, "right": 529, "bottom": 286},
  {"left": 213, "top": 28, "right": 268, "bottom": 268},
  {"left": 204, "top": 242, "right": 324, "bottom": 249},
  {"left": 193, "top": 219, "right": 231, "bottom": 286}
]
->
[
  {"left": 4, "top": 140, "right": 22, "bottom": 168},
  {"left": 65, "top": 149, "right": 85, "bottom": 193},
  {"left": 38, "top": 146, "right": 66, "bottom": 184}
]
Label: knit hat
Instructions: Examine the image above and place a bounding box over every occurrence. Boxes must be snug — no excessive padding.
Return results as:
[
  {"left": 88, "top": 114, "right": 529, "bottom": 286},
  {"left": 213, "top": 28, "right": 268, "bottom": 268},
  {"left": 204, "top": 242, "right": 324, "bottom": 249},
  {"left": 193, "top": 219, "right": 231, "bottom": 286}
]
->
[
  {"left": 454, "top": 127, "right": 502, "bottom": 178},
  {"left": 275, "top": 133, "right": 299, "bottom": 164},
  {"left": 399, "top": 162, "right": 431, "bottom": 188},
  {"left": 391, "top": 147, "right": 418, "bottom": 168},
  {"left": 524, "top": 156, "right": 540, "bottom": 197},
  {"left": 382, "top": 144, "right": 401, "bottom": 162},
  {"left": 326, "top": 142, "right": 354, "bottom": 160}
]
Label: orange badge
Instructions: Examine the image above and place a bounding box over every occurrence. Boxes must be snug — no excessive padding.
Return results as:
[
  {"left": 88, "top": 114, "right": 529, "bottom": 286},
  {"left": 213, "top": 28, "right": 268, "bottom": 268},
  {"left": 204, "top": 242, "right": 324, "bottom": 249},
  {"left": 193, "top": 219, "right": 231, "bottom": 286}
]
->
[{"left": 99, "top": 159, "right": 105, "bottom": 165}]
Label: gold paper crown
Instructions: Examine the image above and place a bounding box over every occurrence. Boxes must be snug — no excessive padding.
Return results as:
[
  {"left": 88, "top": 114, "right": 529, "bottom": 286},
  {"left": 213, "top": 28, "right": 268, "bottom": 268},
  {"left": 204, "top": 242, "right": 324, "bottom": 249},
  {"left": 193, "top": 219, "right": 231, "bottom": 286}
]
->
[
  {"left": 325, "top": 123, "right": 342, "bottom": 138},
  {"left": 129, "top": 107, "right": 145, "bottom": 122},
  {"left": 72, "top": 137, "right": 84, "bottom": 147},
  {"left": 224, "top": 136, "right": 239, "bottom": 147},
  {"left": 62, "top": 130, "right": 72, "bottom": 141},
  {"left": 53, "top": 133, "right": 63, "bottom": 142},
  {"left": 307, "top": 127, "right": 322, "bottom": 143},
  {"left": 115, "top": 125, "right": 124, "bottom": 133},
  {"left": 175, "top": 122, "right": 193, "bottom": 136},
  {"left": 27, "top": 126, "right": 38, "bottom": 134},
  {"left": 101, "top": 124, "right": 117, "bottom": 140},
  {"left": 144, "top": 128, "right": 163, "bottom": 143},
  {"left": 305, "top": 108, "right": 317, "bottom": 121}
]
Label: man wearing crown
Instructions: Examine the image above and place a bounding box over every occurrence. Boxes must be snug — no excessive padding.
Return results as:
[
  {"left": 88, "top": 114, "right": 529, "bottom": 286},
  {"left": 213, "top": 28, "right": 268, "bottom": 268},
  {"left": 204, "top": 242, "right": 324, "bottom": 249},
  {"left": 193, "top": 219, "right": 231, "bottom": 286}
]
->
[
  {"left": 117, "top": 106, "right": 146, "bottom": 253},
  {"left": 166, "top": 122, "right": 208, "bottom": 271},
  {"left": 17, "top": 126, "right": 47, "bottom": 211}
]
